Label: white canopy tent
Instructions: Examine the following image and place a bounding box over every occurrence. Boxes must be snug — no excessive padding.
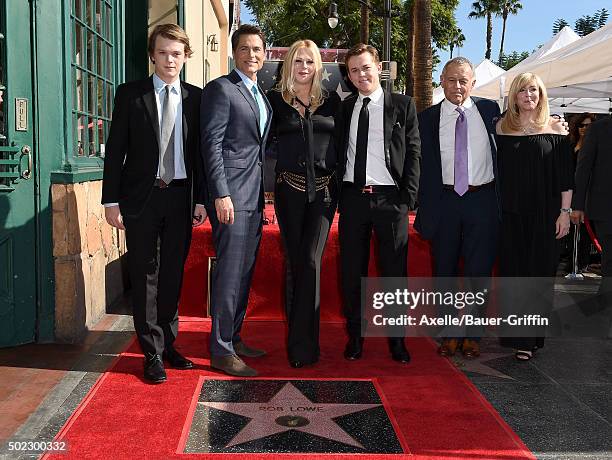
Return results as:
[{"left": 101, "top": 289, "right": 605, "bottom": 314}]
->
[
  {"left": 517, "top": 26, "right": 580, "bottom": 67},
  {"left": 471, "top": 23, "right": 612, "bottom": 103},
  {"left": 547, "top": 79, "right": 612, "bottom": 114},
  {"left": 432, "top": 59, "right": 505, "bottom": 104}
]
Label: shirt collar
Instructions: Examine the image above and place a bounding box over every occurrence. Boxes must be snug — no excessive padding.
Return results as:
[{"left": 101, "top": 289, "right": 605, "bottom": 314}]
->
[
  {"left": 153, "top": 73, "right": 181, "bottom": 95},
  {"left": 358, "top": 86, "right": 383, "bottom": 105},
  {"left": 442, "top": 96, "right": 474, "bottom": 115},
  {"left": 235, "top": 68, "right": 258, "bottom": 91}
]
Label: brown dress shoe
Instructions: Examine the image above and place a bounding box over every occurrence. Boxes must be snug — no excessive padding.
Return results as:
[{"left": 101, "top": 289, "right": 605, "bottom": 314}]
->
[
  {"left": 234, "top": 341, "right": 266, "bottom": 358},
  {"left": 462, "top": 339, "right": 480, "bottom": 359},
  {"left": 438, "top": 338, "right": 459, "bottom": 357},
  {"left": 211, "top": 355, "right": 257, "bottom": 377}
]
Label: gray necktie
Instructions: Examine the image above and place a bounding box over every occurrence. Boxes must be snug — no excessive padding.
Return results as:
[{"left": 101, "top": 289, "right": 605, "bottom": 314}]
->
[{"left": 159, "top": 85, "right": 176, "bottom": 184}]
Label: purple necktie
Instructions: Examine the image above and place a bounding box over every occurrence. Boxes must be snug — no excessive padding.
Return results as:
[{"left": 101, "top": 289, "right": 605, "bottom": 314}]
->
[{"left": 454, "top": 106, "right": 468, "bottom": 196}]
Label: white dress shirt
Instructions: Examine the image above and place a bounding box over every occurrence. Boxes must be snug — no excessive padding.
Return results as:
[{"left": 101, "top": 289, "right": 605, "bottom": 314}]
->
[
  {"left": 103, "top": 74, "right": 186, "bottom": 208},
  {"left": 343, "top": 86, "right": 395, "bottom": 186},
  {"left": 439, "top": 97, "right": 494, "bottom": 186},
  {"left": 153, "top": 73, "right": 186, "bottom": 180}
]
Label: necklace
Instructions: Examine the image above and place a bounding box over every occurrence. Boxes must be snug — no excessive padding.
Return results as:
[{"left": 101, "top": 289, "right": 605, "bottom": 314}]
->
[{"left": 519, "top": 120, "right": 537, "bottom": 135}]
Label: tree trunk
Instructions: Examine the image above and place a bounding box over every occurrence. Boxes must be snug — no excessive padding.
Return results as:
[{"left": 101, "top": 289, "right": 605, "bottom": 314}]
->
[
  {"left": 485, "top": 12, "right": 492, "bottom": 59},
  {"left": 499, "top": 13, "right": 508, "bottom": 63},
  {"left": 405, "top": 1, "right": 415, "bottom": 96},
  {"left": 413, "top": 0, "right": 432, "bottom": 112},
  {"left": 360, "top": 2, "right": 370, "bottom": 44}
]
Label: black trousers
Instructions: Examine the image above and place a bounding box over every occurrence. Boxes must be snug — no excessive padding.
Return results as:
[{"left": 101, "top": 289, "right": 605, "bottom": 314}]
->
[
  {"left": 339, "top": 184, "right": 409, "bottom": 338},
  {"left": 123, "top": 186, "right": 191, "bottom": 358},
  {"left": 275, "top": 178, "right": 337, "bottom": 363}
]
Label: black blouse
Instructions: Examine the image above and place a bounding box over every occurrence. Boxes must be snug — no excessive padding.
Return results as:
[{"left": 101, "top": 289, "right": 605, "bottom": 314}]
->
[
  {"left": 266, "top": 89, "right": 340, "bottom": 176},
  {"left": 496, "top": 134, "right": 574, "bottom": 216}
]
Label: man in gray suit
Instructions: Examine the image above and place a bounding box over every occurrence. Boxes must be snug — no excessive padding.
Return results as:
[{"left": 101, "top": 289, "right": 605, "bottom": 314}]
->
[{"left": 201, "top": 24, "right": 272, "bottom": 377}]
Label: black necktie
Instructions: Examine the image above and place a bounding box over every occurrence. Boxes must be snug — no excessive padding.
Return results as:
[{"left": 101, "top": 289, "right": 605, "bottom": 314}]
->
[{"left": 354, "top": 97, "right": 370, "bottom": 188}]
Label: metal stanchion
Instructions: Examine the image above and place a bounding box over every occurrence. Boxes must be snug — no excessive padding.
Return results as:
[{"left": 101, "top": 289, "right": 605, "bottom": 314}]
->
[{"left": 565, "top": 222, "right": 584, "bottom": 280}]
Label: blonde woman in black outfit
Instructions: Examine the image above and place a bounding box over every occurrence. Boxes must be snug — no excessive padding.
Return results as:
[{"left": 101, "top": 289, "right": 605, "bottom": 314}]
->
[
  {"left": 266, "top": 40, "right": 340, "bottom": 368},
  {"left": 495, "top": 72, "right": 572, "bottom": 361}
]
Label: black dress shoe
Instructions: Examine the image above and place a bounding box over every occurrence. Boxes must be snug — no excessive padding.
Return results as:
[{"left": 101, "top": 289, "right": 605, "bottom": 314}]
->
[
  {"left": 144, "top": 354, "right": 167, "bottom": 383},
  {"left": 162, "top": 347, "right": 194, "bottom": 369},
  {"left": 344, "top": 337, "right": 364, "bottom": 360},
  {"left": 289, "top": 357, "right": 318, "bottom": 368},
  {"left": 388, "top": 338, "right": 411, "bottom": 364}
]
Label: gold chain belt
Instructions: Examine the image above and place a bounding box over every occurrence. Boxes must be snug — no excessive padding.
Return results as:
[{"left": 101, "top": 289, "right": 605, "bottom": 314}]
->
[{"left": 277, "top": 171, "right": 333, "bottom": 192}]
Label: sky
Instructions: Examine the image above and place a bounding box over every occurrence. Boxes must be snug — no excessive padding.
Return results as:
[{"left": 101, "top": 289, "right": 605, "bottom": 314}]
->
[{"left": 240, "top": 0, "right": 610, "bottom": 81}]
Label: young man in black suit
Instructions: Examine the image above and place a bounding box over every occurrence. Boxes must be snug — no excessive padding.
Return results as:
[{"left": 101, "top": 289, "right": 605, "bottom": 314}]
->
[
  {"left": 336, "top": 44, "right": 420, "bottom": 363},
  {"left": 102, "top": 24, "right": 206, "bottom": 383}
]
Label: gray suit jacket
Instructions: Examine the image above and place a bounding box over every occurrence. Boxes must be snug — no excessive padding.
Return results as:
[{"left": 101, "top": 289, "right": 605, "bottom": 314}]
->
[{"left": 200, "top": 70, "right": 272, "bottom": 211}]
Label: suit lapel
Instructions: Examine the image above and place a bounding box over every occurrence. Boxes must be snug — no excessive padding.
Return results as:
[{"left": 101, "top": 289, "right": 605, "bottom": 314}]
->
[
  {"left": 230, "top": 70, "right": 261, "bottom": 137},
  {"left": 142, "top": 76, "right": 160, "bottom": 149},
  {"left": 180, "top": 81, "right": 190, "bottom": 169},
  {"left": 432, "top": 101, "right": 442, "bottom": 176},
  {"left": 343, "top": 96, "right": 357, "bottom": 161},
  {"left": 383, "top": 90, "right": 396, "bottom": 153},
  {"left": 259, "top": 84, "right": 272, "bottom": 142}
]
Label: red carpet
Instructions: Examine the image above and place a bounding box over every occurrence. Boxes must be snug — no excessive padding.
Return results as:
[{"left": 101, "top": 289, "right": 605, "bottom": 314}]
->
[
  {"left": 44, "top": 320, "right": 534, "bottom": 459},
  {"left": 180, "top": 210, "right": 433, "bottom": 319}
]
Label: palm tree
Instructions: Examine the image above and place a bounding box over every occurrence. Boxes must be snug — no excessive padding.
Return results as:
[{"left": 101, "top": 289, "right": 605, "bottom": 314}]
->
[
  {"left": 404, "top": 0, "right": 415, "bottom": 96},
  {"left": 413, "top": 0, "right": 432, "bottom": 112},
  {"left": 496, "top": 0, "right": 522, "bottom": 62},
  {"left": 449, "top": 28, "right": 466, "bottom": 58},
  {"left": 468, "top": 0, "right": 499, "bottom": 60}
]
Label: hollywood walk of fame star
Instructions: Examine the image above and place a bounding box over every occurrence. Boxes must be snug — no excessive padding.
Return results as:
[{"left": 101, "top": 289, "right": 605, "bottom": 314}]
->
[
  {"left": 335, "top": 82, "right": 352, "bottom": 101},
  {"left": 321, "top": 68, "right": 332, "bottom": 82},
  {"left": 200, "top": 382, "right": 381, "bottom": 448},
  {"left": 451, "top": 352, "right": 516, "bottom": 380}
]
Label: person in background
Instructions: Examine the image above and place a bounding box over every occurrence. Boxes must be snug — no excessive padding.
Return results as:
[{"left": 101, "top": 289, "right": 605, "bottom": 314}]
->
[
  {"left": 266, "top": 40, "right": 340, "bottom": 368},
  {"left": 495, "top": 72, "right": 572, "bottom": 361},
  {"left": 563, "top": 113, "right": 597, "bottom": 273},
  {"left": 571, "top": 116, "right": 612, "bottom": 313}
]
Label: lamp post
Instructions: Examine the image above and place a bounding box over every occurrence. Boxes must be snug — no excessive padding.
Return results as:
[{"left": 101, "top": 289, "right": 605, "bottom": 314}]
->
[{"left": 328, "top": 0, "right": 394, "bottom": 90}]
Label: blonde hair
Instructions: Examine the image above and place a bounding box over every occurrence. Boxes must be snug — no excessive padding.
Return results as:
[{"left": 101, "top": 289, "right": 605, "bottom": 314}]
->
[
  {"left": 501, "top": 72, "right": 550, "bottom": 133},
  {"left": 276, "top": 40, "right": 325, "bottom": 110}
]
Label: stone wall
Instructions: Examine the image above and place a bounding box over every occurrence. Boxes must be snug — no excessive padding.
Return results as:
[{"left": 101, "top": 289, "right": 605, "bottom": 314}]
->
[{"left": 52, "top": 181, "right": 126, "bottom": 343}]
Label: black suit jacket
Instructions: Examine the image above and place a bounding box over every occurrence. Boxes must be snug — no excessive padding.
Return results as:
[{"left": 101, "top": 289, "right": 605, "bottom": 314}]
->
[
  {"left": 414, "top": 97, "right": 501, "bottom": 239},
  {"left": 572, "top": 116, "right": 612, "bottom": 222},
  {"left": 336, "top": 90, "right": 421, "bottom": 208},
  {"left": 200, "top": 70, "right": 272, "bottom": 211},
  {"left": 102, "top": 76, "right": 205, "bottom": 217}
]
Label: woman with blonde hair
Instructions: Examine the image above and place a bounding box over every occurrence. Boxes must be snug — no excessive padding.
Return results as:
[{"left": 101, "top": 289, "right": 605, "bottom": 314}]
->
[
  {"left": 266, "top": 39, "right": 340, "bottom": 368},
  {"left": 496, "top": 72, "right": 573, "bottom": 360}
]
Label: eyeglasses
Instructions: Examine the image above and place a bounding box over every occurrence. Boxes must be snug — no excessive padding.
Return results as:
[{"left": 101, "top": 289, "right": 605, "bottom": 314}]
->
[{"left": 579, "top": 123, "right": 591, "bottom": 128}]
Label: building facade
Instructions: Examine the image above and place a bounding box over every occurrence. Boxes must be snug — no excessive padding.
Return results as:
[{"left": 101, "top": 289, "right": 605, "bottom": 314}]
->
[{"left": 0, "top": 0, "right": 233, "bottom": 347}]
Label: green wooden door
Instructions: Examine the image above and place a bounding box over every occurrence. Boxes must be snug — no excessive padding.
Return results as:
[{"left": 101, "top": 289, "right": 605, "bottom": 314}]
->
[{"left": 0, "top": 1, "right": 37, "bottom": 346}]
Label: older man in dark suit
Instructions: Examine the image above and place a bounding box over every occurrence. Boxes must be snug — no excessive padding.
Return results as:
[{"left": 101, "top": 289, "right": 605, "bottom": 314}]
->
[
  {"left": 571, "top": 116, "right": 612, "bottom": 307},
  {"left": 336, "top": 44, "right": 420, "bottom": 363},
  {"left": 102, "top": 24, "right": 206, "bottom": 383},
  {"left": 415, "top": 57, "right": 501, "bottom": 359},
  {"left": 201, "top": 24, "right": 272, "bottom": 377}
]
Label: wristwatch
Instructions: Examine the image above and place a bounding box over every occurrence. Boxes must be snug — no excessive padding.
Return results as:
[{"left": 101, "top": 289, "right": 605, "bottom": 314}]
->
[{"left": 560, "top": 208, "right": 572, "bottom": 214}]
